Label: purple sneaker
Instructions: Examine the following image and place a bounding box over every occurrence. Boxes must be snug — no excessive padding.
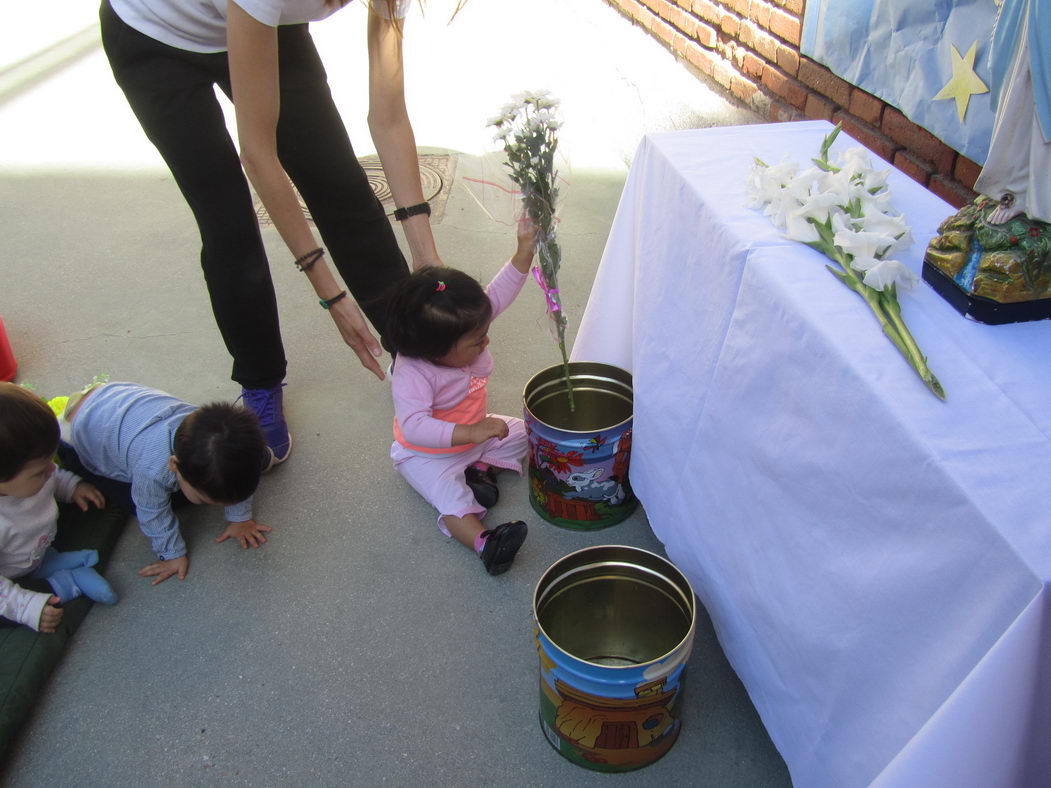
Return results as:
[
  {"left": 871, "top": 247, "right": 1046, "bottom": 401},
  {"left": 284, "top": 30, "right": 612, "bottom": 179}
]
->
[{"left": 239, "top": 384, "right": 292, "bottom": 470}]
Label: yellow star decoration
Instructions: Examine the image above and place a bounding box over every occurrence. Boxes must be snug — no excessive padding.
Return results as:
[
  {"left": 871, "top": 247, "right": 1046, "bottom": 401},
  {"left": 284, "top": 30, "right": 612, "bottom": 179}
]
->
[{"left": 934, "top": 41, "right": 989, "bottom": 122}]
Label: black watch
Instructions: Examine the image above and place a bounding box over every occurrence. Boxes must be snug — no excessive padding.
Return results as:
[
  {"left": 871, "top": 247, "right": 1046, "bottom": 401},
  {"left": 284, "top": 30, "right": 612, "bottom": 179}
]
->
[{"left": 393, "top": 201, "right": 431, "bottom": 221}]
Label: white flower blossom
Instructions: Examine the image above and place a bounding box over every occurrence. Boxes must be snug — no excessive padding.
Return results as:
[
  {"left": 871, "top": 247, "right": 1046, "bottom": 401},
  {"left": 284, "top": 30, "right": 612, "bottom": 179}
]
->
[
  {"left": 862, "top": 259, "right": 917, "bottom": 291},
  {"left": 743, "top": 123, "right": 943, "bottom": 399},
  {"left": 833, "top": 217, "right": 897, "bottom": 261},
  {"left": 859, "top": 211, "right": 913, "bottom": 254}
]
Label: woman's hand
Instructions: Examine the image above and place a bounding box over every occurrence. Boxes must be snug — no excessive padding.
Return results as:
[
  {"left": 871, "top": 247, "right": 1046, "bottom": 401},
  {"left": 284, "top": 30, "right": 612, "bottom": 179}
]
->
[{"left": 328, "top": 296, "right": 386, "bottom": 380}]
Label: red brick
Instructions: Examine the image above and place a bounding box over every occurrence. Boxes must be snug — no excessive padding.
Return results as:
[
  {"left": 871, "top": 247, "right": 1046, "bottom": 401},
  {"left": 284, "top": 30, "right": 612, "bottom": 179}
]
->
[
  {"left": 748, "top": 0, "right": 771, "bottom": 27},
  {"left": 832, "top": 110, "right": 899, "bottom": 164},
  {"left": 753, "top": 28, "right": 779, "bottom": 61},
  {"left": 684, "top": 39, "right": 718, "bottom": 76},
  {"left": 894, "top": 149, "right": 934, "bottom": 186},
  {"left": 798, "top": 59, "right": 851, "bottom": 106},
  {"left": 804, "top": 92, "right": 835, "bottom": 121},
  {"left": 720, "top": 10, "right": 740, "bottom": 35},
  {"left": 737, "top": 18, "right": 757, "bottom": 47},
  {"left": 761, "top": 67, "right": 807, "bottom": 109},
  {"left": 741, "top": 49, "right": 765, "bottom": 78},
  {"left": 652, "top": 15, "right": 677, "bottom": 48},
  {"left": 650, "top": 0, "right": 673, "bottom": 18},
  {"left": 768, "top": 95, "right": 802, "bottom": 122},
  {"left": 673, "top": 5, "right": 699, "bottom": 34},
  {"left": 768, "top": 7, "right": 801, "bottom": 45},
  {"left": 882, "top": 108, "right": 956, "bottom": 174},
  {"left": 672, "top": 29, "right": 691, "bottom": 57},
  {"left": 953, "top": 154, "right": 983, "bottom": 189},
  {"left": 692, "top": 0, "right": 721, "bottom": 25},
  {"left": 694, "top": 19, "right": 718, "bottom": 47},
  {"left": 780, "top": 0, "right": 804, "bottom": 14},
  {"left": 848, "top": 88, "right": 884, "bottom": 126},
  {"left": 712, "top": 58, "right": 735, "bottom": 90},
  {"left": 731, "top": 73, "right": 760, "bottom": 103},
  {"left": 730, "top": 0, "right": 751, "bottom": 16},
  {"left": 929, "top": 174, "right": 977, "bottom": 209},
  {"left": 776, "top": 44, "right": 799, "bottom": 76},
  {"left": 607, "top": 0, "right": 641, "bottom": 19}
]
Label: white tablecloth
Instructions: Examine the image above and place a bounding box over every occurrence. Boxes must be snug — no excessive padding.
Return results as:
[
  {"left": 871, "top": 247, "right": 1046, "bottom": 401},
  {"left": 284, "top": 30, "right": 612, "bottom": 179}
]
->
[{"left": 572, "top": 121, "right": 1051, "bottom": 788}]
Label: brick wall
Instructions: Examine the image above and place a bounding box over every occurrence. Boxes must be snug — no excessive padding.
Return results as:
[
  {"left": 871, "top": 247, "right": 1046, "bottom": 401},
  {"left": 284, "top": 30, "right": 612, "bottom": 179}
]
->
[{"left": 604, "top": 0, "right": 981, "bottom": 208}]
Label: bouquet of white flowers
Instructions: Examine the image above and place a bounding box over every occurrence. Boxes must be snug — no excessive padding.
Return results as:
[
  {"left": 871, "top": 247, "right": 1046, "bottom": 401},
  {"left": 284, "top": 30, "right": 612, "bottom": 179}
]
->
[
  {"left": 746, "top": 124, "right": 945, "bottom": 400},
  {"left": 488, "top": 90, "right": 575, "bottom": 409}
]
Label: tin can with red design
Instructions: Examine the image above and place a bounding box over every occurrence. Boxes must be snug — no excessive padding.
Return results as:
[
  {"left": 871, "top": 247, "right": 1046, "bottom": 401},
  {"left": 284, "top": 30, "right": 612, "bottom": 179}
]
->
[{"left": 523, "top": 362, "right": 636, "bottom": 530}]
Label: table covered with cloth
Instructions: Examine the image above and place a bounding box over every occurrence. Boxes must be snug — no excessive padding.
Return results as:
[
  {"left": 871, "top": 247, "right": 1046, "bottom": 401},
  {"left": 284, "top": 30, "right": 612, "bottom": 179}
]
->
[{"left": 571, "top": 120, "right": 1051, "bottom": 787}]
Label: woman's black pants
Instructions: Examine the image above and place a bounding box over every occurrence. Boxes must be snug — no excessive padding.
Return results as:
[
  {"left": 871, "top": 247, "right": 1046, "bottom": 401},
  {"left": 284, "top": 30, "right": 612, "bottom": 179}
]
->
[{"left": 99, "top": 2, "right": 409, "bottom": 389}]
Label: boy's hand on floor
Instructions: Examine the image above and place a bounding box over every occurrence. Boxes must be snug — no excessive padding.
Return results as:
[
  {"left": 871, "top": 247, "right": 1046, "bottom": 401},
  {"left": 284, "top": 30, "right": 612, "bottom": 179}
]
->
[
  {"left": 138, "top": 555, "right": 189, "bottom": 585},
  {"left": 72, "top": 481, "right": 106, "bottom": 511},
  {"left": 38, "top": 596, "right": 64, "bottom": 633},
  {"left": 216, "top": 519, "right": 272, "bottom": 549}
]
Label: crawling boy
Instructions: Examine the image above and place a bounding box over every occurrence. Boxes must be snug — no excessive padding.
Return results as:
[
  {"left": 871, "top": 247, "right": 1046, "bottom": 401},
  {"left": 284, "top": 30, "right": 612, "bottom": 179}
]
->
[{"left": 61, "top": 381, "right": 272, "bottom": 585}]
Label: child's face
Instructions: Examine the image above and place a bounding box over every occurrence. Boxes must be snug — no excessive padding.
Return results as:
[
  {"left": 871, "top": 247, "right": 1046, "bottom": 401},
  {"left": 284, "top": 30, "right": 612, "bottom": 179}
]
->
[
  {"left": 436, "top": 323, "right": 490, "bottom": 368},
  {"left": 167, "top": 456, "right": 219, "bottom": 506},
  {"left": 0, "top": 456, "right": 56, "bottom": 499}
]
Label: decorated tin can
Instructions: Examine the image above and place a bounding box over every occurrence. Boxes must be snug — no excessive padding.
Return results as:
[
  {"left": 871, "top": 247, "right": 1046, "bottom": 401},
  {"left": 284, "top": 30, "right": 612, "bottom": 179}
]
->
[
  {"left": 523, "top": 362, "right": 636, "bottom": 530},
  {"left": 533, "top": 545, "right": 697, "bottom": 772}
]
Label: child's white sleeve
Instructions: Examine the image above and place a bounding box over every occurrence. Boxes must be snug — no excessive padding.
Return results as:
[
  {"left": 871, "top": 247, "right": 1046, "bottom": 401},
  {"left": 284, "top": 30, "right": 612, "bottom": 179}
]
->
[
  {"left": 0, "top": 575, "right": 51, "bottom": 631},
  {"left": 51, "top": 467, "right": 83, "bottom": 503}
]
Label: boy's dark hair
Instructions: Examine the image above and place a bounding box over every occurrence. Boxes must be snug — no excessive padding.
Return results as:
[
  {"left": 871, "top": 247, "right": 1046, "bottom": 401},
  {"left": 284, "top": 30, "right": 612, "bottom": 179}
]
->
[
  {"left": 172, "top": 403, "right": 266, "bottom": 504},
  {"left": 384, "top": 266, "right": 493, "bottom": 360},
  {"left": 0, "top": 383, "right": 60, "bottom": 482}
]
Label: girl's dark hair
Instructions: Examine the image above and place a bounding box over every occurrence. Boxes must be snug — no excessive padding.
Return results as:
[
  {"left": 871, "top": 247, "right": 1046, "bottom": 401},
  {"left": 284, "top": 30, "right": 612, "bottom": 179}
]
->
[
  {"left": 172, "top": 403, "right": 266, "bottom": 504},
  {"left": 0, "top": 383, "right": 60, "bottom": 481},
  {"left": 384, "top": 266, "right": 492, "bottom": 361}
]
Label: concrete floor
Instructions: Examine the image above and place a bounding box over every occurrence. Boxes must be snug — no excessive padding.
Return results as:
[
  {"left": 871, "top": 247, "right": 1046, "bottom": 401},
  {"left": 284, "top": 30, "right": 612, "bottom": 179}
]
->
[{"left": 1, "top": 1, "right": 789, "bottom": 784}]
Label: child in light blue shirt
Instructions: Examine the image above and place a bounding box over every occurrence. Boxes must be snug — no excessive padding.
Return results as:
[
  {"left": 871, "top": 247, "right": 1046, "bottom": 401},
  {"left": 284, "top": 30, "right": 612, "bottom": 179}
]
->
[{"left": 63, "top": 382, "right": 272, "bottom": 586}]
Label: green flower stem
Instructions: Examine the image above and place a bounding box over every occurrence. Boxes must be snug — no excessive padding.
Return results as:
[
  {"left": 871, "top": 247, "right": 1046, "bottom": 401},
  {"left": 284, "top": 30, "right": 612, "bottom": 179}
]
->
[
  {"left": 818, "top": 239, "right": 944, "bottom": 400},
  {"left": 821, "top": 244, "right": 911, "bottom": 359},
  {"left": 879, "top": 290, "right": 946, "bottom": 400}
]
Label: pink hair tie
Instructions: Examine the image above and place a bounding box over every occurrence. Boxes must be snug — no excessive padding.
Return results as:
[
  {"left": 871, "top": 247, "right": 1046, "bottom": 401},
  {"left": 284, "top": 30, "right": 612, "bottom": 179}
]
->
[{"left": 435, "top": 281, "right": 446, "bottom": 292}]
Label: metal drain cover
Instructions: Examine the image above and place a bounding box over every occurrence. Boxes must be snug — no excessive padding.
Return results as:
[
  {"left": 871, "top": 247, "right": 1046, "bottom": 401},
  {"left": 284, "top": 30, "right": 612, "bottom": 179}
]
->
[
  {"left": 360, "top": 156, "right": 446, "bottom": 211},
  {"left": 254, "top": 154, "right": 451, "bottom": 227}
]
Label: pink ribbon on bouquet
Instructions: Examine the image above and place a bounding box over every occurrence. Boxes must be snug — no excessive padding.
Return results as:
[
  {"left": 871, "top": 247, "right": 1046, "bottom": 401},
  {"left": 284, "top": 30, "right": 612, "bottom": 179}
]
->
[{"left": 532, "top": 266, "right": 560, "bottom": 313}]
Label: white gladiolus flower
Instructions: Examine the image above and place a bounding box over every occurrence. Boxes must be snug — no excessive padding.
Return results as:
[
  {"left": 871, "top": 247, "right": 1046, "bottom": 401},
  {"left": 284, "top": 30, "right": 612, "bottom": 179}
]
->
[
  {"left": 837, "top": 147, "right": 873, "bottom": 178},
  {"left": 785, "top": 208, "right": 822, "bottom": 242},
  {"left": 743, "top": 123, "right": 944, "bottom": 399},
  {"left": 862, "top": 259, "right": 917, "bottom": 291},
  {"left": 833, "top": 223, "right": 897, "bottom": 261},
  {"left": 860, "top": 211, "right": 913, "bottom": 254},
  {"left": 790, "top": 191, "right": 842, "bottom": 225}
]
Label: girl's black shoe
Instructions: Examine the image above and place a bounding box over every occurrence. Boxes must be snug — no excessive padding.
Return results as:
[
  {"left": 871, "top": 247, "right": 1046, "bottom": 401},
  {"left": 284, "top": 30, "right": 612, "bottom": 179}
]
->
[
  {"left": 479, "top": 521, "right": 527, "bottom": 575},
  {"left": 465, "top": 465, "right": 499, "bottom": 508}
]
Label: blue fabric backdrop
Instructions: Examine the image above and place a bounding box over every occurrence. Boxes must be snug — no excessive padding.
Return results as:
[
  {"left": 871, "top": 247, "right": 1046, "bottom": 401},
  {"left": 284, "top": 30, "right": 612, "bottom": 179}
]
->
[{"left": 800, "top": 0, "right": 997, "bottom": 164}]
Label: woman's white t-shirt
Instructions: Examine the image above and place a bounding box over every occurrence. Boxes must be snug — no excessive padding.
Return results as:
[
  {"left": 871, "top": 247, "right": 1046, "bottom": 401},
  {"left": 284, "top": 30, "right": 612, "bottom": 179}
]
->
[{"left": 109, "top": 0, "right": 409, "bottom": 53}]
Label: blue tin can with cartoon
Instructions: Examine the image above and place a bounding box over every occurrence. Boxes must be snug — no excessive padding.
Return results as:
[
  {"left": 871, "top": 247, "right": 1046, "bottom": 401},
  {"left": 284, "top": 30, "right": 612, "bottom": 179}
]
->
[{"left": 523, "top": 362, "right": 637, "bottom": 530}]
